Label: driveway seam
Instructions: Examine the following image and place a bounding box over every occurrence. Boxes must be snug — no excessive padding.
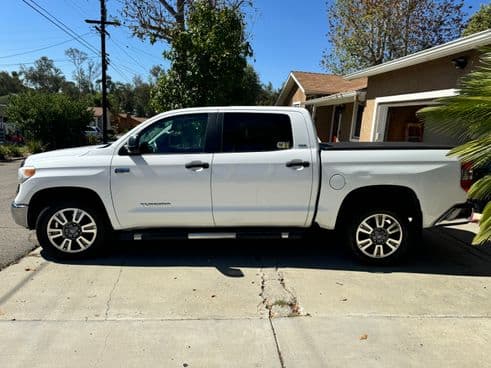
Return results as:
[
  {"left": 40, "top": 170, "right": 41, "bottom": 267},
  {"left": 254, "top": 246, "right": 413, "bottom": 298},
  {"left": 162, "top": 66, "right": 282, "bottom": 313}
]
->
[{"left": 104, "top": 264, "right": 123, "bottom": 320}]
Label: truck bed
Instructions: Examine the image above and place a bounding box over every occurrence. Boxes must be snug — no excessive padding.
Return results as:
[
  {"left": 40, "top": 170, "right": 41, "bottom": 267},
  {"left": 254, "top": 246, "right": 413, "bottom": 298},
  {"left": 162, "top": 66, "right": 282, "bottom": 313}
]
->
[{"left": 320, "top": 142, "right": 454, "bottom": 150}]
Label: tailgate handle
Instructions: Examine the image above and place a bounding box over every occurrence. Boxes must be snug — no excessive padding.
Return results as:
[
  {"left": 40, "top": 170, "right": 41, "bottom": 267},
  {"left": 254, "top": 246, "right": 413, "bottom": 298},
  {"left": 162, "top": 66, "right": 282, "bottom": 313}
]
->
[
  {"left": 286, "top": 160, "right": 310, "bottom": 168},
  {"left": 185, "top": 161, "right": 209, "bottom": 169}
]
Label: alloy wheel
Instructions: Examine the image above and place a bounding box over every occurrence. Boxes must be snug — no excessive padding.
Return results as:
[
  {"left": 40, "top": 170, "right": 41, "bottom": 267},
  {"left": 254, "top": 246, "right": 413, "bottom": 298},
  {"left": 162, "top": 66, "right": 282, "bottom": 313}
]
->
[
  {"left": 46, "top": 208, "right": 98, "bottom": 253},
  {"left": 355, "top": 213, "right": 403, "bottom": 258}
]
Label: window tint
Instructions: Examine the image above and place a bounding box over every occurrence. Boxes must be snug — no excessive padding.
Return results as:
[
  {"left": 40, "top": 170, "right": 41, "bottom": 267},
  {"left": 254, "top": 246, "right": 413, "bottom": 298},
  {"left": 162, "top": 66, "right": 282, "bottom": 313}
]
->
[
  {"left": 138, "top": 114, "right": 208, "bottom": 154},
  {"left": 222, "top": 113, "right": 293, "bottom": 153}
]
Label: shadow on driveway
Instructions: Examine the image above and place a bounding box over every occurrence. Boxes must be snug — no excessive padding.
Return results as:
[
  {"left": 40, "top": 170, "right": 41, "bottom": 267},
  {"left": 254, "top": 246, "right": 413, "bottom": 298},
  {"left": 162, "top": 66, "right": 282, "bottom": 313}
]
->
[{"left": 41, "top": 227, "right": 491, "bottom": 277}]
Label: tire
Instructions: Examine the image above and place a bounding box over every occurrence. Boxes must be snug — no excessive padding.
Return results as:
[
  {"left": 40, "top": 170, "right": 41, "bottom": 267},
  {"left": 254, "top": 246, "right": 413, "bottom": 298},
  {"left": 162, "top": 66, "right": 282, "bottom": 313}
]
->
[
  {"left": 36, "top": 202, "right": 107, "bottom": 259},
  {"left": 345, "top": 208, "right": 412, "bottom": 265}
]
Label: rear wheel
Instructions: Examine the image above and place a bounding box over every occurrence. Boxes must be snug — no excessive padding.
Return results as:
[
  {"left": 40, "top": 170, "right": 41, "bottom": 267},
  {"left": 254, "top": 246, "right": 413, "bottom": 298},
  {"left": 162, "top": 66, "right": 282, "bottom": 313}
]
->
[
  {"left": 346, "top": 208, "right": 412, "bottom": 265},
  {"left": 36, "top": 202, "right": 107, "bottom": 259}
]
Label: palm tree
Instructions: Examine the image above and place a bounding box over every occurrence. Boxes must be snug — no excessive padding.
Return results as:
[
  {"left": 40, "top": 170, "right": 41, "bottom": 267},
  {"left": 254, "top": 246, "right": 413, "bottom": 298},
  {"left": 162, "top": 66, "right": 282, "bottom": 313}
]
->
[{"left": 418, "top": 49, "right": 491, "bottom": 245}]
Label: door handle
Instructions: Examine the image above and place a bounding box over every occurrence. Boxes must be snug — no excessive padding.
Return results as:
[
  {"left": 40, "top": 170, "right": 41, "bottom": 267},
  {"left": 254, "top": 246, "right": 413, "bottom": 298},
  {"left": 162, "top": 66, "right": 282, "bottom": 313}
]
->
[
  {"left": 286, "top": 160, "right": 310, "bottom": 168},
  {"left": 185, "top": 161, "right": 209, "bottom": 169},
  {"left": 114, "top": 167, "right": 130, "bottom": 173}
]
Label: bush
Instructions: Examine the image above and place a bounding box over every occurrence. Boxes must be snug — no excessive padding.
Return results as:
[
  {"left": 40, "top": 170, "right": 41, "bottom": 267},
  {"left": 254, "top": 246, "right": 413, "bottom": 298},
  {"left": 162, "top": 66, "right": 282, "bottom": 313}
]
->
[
  {"left": 0, "top": 145, "right": 9, "bottom": 160},
  {"left": 6, "top": 92, "right": 93, "bottom": 150},
  {"left": 0, "top": 144, "right": 27, "bottom": 160},
  {"left": 26, "top": 139, "right": 46, "bottom": 154},
  {"left": 7, "top": 145, "right": 23, "bottom": 157}
]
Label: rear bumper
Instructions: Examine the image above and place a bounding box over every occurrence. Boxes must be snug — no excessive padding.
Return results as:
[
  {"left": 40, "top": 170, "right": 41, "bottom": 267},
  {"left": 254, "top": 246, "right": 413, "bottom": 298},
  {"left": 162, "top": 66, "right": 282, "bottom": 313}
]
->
[
  {"left": 11, "top": 202, "right": 29, "bottom": 228},
  {"left": 432, "top": 202, "right": 473, "bottom": 227}
]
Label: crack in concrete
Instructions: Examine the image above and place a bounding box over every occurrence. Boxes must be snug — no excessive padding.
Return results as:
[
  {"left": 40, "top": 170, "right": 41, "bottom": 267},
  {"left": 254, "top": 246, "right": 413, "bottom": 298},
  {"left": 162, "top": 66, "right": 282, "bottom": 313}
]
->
[
  {"left": 92, "top": 328, "right": 112, "bottom": 368},
  {"left": 259, "top": 266, "right": 303, "bottom": 318},
  {"left": 104, "top": 266, "right": 123, "bottom": 320}
]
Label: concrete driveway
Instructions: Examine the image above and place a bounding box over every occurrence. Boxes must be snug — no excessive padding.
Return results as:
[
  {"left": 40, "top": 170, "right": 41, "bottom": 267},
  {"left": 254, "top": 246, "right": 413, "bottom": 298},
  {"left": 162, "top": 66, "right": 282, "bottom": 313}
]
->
[{"left": 0, "top": 222, "right": 490, "bottom": 367}]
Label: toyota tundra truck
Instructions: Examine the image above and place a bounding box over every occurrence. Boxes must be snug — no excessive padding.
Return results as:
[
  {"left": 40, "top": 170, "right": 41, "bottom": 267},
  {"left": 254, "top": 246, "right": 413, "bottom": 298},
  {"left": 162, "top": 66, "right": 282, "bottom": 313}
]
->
[{"left": 11, "top": 107, "right": 472, "bottom": 264}]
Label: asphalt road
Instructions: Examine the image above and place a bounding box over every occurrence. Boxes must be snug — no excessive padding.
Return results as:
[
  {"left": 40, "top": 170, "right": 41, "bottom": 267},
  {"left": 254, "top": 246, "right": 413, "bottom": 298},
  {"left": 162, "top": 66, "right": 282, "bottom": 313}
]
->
[{"left": 0, "top": 160, "right": 37, "bottom": 269}]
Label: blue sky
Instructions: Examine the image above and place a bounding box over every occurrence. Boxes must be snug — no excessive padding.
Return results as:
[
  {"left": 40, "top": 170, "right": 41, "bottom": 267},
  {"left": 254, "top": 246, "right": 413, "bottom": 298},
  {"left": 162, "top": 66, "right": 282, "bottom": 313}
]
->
[{"left": 1, "top": 0, "right": 488, "bottom": 88}]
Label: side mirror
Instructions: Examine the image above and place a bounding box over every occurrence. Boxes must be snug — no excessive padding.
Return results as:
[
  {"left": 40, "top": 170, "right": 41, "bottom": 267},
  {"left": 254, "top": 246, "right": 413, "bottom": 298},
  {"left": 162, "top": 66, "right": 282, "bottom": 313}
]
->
[{"left": 127, "top": 135, "right": 139, "bottom": 154}]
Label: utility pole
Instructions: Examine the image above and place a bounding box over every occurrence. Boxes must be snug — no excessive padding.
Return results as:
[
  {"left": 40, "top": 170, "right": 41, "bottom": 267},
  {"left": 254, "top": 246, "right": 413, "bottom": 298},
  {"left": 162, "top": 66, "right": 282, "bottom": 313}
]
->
[{"left": 85, "top": 0, "right": 119, "bottom": 144}]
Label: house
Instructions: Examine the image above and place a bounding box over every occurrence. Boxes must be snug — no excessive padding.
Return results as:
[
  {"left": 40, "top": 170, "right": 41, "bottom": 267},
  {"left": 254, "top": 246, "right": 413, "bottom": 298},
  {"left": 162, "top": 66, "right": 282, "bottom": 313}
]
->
[
  {"left": 114, "top": 113, "right": 147, "bottom": 132},
  {"left": 275, "top": 71, "right": 367, "bottom": 142},
  {"left": 88, "top": 107, "right": 112, "bottom": 131},
  {"left": 344, "top": 29, "right": 491, "bottom": 144}
]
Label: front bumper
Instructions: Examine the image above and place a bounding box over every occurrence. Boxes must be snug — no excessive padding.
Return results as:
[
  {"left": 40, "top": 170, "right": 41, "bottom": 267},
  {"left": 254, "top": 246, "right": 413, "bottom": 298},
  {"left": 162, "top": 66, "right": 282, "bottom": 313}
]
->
[
  {"left": 11, "top": 202, "right": 29, "bottom": 228},
  {"left": 432, "top": 202, "right": 473, "bottom": 227}
]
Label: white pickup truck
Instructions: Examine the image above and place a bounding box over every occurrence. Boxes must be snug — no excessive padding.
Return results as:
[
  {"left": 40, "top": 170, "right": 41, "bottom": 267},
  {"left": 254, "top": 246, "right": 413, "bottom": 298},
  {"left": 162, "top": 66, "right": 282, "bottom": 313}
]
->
[{"left": 11, "top": 107, "right": 472, "bottom": 264}]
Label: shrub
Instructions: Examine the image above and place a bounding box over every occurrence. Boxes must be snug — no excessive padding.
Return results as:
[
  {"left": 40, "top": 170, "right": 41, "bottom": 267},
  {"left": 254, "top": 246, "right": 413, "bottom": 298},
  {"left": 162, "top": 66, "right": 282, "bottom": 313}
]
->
[
  {"left": 0, "top": 145, "right": 9, "bottom": 160},
  {"left": 6, "top": 92, "right": 93, "bottom": 150},
  {"left": 26, "top": 139, "right": 46, "bottom": 154},
  {"left": 8, "top": 145, "right": 23, "bottom": 157}
]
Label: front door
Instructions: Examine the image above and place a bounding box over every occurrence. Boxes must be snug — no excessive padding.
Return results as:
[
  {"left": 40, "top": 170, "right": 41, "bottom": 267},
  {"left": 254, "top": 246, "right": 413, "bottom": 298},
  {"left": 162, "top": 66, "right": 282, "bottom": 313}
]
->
[
  {"left": 110, "top": 113, "right": 215, "bottom": 229},
  {"left": 211, "top": 112, "right": 314, "bottom": 227}
]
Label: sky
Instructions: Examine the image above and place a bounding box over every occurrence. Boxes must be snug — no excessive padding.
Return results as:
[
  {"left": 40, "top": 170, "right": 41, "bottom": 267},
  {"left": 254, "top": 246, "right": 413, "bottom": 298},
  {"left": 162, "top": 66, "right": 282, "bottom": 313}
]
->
[{"left": 1, "top": 0, "right": 488, "bottom": 89}]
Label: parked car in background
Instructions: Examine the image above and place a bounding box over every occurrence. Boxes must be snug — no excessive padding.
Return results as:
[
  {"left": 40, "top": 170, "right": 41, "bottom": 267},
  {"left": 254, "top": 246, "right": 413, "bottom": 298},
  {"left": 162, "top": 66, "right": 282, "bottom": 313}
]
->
[{"left": 84, "top": 125, "right": 102, "bottom": 139}]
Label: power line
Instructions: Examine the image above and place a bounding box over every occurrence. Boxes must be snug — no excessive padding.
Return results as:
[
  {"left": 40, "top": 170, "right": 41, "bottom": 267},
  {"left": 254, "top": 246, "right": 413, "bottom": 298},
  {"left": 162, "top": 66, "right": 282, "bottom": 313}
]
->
[
  {"left": 108, "top": 37, "right": 148, "bottom": 72},
  {"left": 0, "top": 32, "right": 92, "bottom": 59},
  {"left": 21, "top": 0, "right": 100, "bottom": 56},
  {"left": 0, "top": 57, "right": 97, "bottom": 67}
]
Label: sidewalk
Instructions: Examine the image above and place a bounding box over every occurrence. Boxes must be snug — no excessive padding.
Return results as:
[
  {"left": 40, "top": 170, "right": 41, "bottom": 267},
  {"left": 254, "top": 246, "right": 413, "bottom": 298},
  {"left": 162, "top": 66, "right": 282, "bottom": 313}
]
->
[{"left": 0, "top": 222, "right": 490, "bottom": 367}]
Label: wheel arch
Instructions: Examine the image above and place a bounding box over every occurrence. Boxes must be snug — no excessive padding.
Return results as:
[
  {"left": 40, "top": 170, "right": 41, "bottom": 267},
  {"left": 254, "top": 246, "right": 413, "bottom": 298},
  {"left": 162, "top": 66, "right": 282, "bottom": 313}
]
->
[
  {"left": 27, "top": 187, "right": 113, "bottom": 230},
  {"left": 335, "top": 185, "right": 423, "bottom": 230}
]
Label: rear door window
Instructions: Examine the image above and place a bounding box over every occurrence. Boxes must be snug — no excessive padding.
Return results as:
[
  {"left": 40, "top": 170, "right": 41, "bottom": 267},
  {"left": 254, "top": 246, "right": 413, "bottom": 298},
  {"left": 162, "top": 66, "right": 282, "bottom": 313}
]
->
[{"left": 222, "top": 113, "right": 293, "bottom": 153}]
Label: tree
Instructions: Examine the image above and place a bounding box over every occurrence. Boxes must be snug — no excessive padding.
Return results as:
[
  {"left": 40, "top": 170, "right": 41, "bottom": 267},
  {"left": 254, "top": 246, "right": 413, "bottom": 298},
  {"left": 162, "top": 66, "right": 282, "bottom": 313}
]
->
[
  {"left": 418, "top": 50, "right": 491, "bottom": 245},
  {"left": 65, "top": 48, "right": 101, "bottom": 94},
  {"left": 322, "top": 0, "right": 466, "bottom": 74},
  {"left": 6, "top": 92, "right": 93, "bottom": 149},
  {"left": 463, "top": 4, "right": 491, "bottom": 37},
  {"left": 20, "top": 57, "right": 66, "bottom": 93},
  {"left": 120, "top": 0, "right": 251, "bottom": 44},
  {"left": 0, "top": 71, "right": 25, "bottom": 96},
  {"left": 151, "top": 2, "right": 254, "bottom": 110},
  {"left": 257, "top": 82, "right": 280, "bottom": 106},
  {"left": 65, "top": 48, "right": 88, "bottom": 92}
]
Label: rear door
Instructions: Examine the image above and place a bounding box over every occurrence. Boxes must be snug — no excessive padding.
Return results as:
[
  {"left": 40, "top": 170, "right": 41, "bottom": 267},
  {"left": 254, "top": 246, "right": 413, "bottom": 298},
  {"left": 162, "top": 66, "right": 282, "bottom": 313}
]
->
[{"left": 211, "top": 112, "right": 314, "bottom": 227}]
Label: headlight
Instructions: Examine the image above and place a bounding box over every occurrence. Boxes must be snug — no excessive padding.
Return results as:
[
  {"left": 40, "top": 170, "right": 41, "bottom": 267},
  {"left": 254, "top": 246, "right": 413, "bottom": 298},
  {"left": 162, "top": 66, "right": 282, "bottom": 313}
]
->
[{"left": 18, "top": 167, "right": 36, "bottom": 183}]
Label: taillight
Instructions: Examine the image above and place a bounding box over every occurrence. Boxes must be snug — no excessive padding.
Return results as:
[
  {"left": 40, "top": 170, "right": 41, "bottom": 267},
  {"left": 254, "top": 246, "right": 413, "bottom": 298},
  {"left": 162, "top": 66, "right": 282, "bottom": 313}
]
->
[{"left": 461, "top": 162, "right": 473, "bottom": 192}]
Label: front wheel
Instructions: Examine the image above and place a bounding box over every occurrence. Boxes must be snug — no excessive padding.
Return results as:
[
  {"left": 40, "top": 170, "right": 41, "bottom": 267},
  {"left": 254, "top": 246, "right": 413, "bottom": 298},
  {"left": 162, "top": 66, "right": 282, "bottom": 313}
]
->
[
  {"left": 346, "top": 209, "right": 412, "bottom": 265},
  {"left": 36, "top": 203, "right": 107, "bottom": 259}
]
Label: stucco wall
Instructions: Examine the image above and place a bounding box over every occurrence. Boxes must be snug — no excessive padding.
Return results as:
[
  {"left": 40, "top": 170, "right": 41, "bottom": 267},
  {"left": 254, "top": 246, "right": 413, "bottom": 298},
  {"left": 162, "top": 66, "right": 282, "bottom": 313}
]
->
[{"left": 359, "top": 50, "right": 481, "bottom": 141}]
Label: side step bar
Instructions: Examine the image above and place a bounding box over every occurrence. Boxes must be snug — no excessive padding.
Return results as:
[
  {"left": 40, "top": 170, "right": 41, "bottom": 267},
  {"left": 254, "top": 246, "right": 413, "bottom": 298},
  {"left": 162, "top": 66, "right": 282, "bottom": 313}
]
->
[{"left": 118, "top": 228, "right": 305, "bottom": 241}]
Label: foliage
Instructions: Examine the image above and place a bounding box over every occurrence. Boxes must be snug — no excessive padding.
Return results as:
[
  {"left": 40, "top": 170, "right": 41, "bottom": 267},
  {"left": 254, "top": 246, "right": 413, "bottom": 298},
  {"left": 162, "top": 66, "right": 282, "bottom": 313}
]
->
[
  {"left": 26, "top": 139, "right": 46, "bottom": 154},
  {"left": 107, "top": 75, "right": 155, "bottom": 117},
  {"left": 0, "top": 71, "right": 25, "bottom": 96},
  {"left": 151, "top": 2, "right": 256, "bottom": 110},
  {"left": 322, "top": 0, "right": 466, "bottom": 74},
  {"left": 6, "top": 92, "right": 93, "bottom": 150},
  {"left": 418, "top": 50, "right": 491, "bottom": 244},
  {"left": 120, "top": 0, "right": 251, "bottom": 44},
  {"left": 0, "top": 144, "right": 26, "bottom": 160},
  {"left": 65, "top": 48, "right": 101, "bottom": 94},
  {"left": 463, "top": 4, "right": 491, "bottom": 36},
  {"left": 20, "top": 57, "right": 66, "bottom": 93},
  {"left": 257, "top": 82, "right": 280, "bottom": 106}
]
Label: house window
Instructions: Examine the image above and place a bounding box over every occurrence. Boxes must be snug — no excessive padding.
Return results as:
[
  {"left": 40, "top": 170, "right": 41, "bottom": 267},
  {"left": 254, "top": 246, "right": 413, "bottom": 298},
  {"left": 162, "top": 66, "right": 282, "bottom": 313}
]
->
[{"left": 351, "top": 104, "right": 365, "bottom": 140}]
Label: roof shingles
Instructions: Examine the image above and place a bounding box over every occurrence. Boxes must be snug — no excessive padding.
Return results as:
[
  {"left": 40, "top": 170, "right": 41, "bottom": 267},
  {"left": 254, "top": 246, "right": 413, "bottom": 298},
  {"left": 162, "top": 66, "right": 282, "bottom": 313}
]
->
[{"left": 292, "top": 71, "right": 367, "bottom": 95}]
